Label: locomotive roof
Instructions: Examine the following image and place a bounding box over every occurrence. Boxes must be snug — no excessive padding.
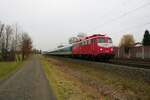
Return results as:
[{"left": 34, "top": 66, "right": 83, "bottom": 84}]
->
[
  {"left": 48, "top": 44, "right": 73, "bottom": 53},
  {"left": 79, "top": 34, "right": 107, "bottom": 41},
  {"left": 87, "top": 34, "right": 105, "bottom": 38}
]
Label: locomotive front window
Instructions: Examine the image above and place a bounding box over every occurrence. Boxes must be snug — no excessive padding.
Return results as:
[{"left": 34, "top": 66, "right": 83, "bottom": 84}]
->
[
  {"left": 108, "top": 38, "right": 112, "bottom": 43},
  {"left": 99, "top": 38, "right": 105, "bottom": 43}
]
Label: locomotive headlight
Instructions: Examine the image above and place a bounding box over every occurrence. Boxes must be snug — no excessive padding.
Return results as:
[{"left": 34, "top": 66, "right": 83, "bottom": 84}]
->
[
  {"left": 110, "top": 48, "right": 113, "bottom": 51},
  {"left": 100, "top": 48, "right": 103, "bottom": 51}
]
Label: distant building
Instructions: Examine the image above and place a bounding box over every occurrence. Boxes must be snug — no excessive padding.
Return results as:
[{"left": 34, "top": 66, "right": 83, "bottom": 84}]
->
[{"left": 134, "top": 42, "right": 142, "bottom": 47}]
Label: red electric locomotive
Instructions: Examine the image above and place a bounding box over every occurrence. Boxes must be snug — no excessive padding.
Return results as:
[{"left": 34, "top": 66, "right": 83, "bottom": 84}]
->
[
  {"left": 72, "top": 34, "right": 114, "bottom": 60},
  {"left": 47, "top": 34, "right": 114, "bottom": 61}
]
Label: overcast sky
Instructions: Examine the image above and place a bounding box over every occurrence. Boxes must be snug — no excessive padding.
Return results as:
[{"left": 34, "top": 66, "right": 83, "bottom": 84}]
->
[{"left": 0, "top": 0, "right": 150, "bottom": 50}]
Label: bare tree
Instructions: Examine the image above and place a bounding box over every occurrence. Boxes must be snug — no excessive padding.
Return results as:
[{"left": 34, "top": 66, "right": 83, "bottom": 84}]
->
[
  {"left": 0, "top": 21, "right": 33, "bottom": 61},
  {"left": 0, "top": 23, "right": 4, "bottom": 38},
  {"left": 77, "top": 32, "right": 87, "bottom": 39},
  {"left": 21, "top": 33, "right": 32, "bottom": 60},
  {"left": 5, "top": 25, "right": 13, "bottom": 50},
  {"left": 68, "top": 37, "right": 79, "bottom": 44},
  {"left": 0, "top": 22, "right": 5, "bottom": 51}
]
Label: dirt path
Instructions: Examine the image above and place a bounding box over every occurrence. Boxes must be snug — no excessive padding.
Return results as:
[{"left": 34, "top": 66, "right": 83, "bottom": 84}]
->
[{"left": 0, "top": 56, "right": 56, "bottom": 100}]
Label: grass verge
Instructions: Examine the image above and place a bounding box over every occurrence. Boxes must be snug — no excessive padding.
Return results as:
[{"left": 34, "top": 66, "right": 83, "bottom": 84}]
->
[
  {"left": 54, "top": 57, "right": 150, "bottom": 100},
  {"left": 43, "top": 56, "right": 150, "bottom": 100},
  {"left": 0, "top": 61, "right": 23, "bottom": 81},
  {"left": 41, "top": 57, "right": 109, "bottom": 100}
]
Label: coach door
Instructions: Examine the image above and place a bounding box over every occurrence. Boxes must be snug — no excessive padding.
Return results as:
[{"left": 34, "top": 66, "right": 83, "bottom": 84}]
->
[{"left": 91, "top": 38, "right": 96, "bottom": 54}]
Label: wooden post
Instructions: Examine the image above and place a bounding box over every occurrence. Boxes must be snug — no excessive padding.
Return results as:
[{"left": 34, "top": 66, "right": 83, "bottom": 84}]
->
[
  {"left": 118, "top": 48, "right": 120, "bottom": 58},
  {"left": 142, "top": 46, "right": 144, "bottom": 59}
]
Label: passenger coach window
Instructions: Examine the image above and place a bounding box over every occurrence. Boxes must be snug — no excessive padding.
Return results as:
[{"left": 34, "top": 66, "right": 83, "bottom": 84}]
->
[
  {"left": 99, "top": 38, "right": 105, "bottom": 43},
  {"left": 108, "top": 38, "right": 112, "bottom": 43}
]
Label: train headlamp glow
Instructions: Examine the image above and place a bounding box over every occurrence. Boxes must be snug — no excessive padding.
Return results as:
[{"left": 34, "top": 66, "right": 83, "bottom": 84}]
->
[
  {"left": 100, "top": 48, "right": 103, "bottom": 51},
  {"left": 110, "top": 48, "right": 113, "bottom": 51}
]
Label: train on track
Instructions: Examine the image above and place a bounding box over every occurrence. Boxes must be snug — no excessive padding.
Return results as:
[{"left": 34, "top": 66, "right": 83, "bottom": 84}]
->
[{"left": 45, "top": 34, "right": 115, "bottom": 61}]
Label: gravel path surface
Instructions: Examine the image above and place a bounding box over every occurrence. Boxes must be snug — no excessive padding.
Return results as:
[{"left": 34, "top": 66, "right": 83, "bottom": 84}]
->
[{"left": 0, "top": 56, "right": 56, "bottom": 100}]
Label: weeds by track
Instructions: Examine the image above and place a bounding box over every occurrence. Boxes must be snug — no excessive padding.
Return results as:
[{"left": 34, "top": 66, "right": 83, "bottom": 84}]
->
[
  {"left": 44, "top": 56, "right": 150, "bottom": 100},
  {"left": 50, "top": 56, "right": 150, "bottom": 82},
  {"left": 109, "top": 59, "right": 150, "bottom": 69}
]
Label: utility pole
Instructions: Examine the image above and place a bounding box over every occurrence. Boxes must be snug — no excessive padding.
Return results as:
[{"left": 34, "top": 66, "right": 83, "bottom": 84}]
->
[
  {"left": 0, "top": 24, "right": 4, "bottom": 38},
  {"left": 15, "top": 23, "right": 18, "bottom": 52},
  {"left": 142, "top": 46, "right": 144, "bottom": 59}
]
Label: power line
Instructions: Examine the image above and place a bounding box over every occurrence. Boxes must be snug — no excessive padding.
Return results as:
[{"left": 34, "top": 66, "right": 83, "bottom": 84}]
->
[
  {"left": 115, "top": 22, "right": 150, "bottom": 34},
  {"left": 111, "top": 22, "right": 150, "bottom": 45},
  {"left": 87, "top": 1, "right": 150, "bottom": 33},
  {"left": 83, "top": 0, "right": 127, "bottom": 30}
]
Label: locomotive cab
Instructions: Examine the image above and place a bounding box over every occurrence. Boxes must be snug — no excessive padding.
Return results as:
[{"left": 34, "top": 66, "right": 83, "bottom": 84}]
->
[
  {"left": 98, "top": 37, "right": 113, "bottom": 47},
  {"left": 96, "top": 37, "right": 114, "bottom": 60}
]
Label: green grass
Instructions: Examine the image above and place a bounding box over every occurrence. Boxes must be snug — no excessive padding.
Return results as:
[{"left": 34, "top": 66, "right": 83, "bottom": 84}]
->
[
  {"left": 15, "top": 54, "right": 23, "bottom": 62},
  {"left": 56, "top": 58, "right": 150, "bottom": 100},
  {"left": 42, "top": 57, "right": 150, "bottom": 100},
  {"left": 41, "top": 57, "right": 107, "bottom": 100},
  {"left": 0, "top": 61, "right": 23, "bottom": 81}
]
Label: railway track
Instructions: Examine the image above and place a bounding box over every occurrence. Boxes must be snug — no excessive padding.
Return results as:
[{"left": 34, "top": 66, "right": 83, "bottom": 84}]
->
[
  {"left": 47, "top": 55, "right": 150, "bottom": 70},
  {"left": 47, "top": 56, "right": 150, "bottom": 82},
  {"left": 109, "top": 59, "right": 150, "bottom": 69}
]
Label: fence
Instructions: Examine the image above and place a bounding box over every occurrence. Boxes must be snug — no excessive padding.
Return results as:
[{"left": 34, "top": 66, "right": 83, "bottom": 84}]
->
[{"left": 114, "top": 46, "right": 150, "bottom": 59}]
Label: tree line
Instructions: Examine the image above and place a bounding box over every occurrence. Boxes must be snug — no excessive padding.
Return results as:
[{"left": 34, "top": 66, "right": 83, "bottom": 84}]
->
[
  {"left": 0, "top": 21, "right": 32, "bottom": 61},
  {"left": 119, "top": 30, "right": 150, "bottom": 54}
]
